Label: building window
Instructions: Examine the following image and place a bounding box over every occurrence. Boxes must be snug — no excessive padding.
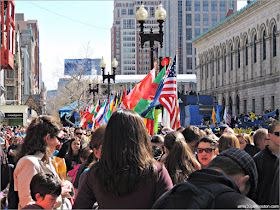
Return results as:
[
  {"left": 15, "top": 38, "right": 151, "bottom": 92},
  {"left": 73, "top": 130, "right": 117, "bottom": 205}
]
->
[
  {"left": 263, "top": 30, "right": 266, "bottom": 60},
  {"left": 128, "top": 9, "right": 134, "bottom": 15},
  {"left": 244, "top": 100, "right": 247, "bottom": 114},
  {"left": 201, "top": 64, "right": 204, "bottom": 79},
  {"left": 261, "top": 97, "right": 265, "bottom": 113},
  {"left": 195, "top": 14, "right": 200, "bottom": 26},
  {"left": 186, "top": 43, "right": 192, "bottom": 55},
  {"left": 6, "top": 86, "right": 14, "bottom": 100},
  {"left": 237, "top": 42, "right": 240, "bottom": 68},
  {"left": 121, "top": 8, "right": 126, "bottom": 15},
  {"left": 195, "top": 28, "right": 200, "bottom": 37},
  {"left": 203, "top": 14, "right": 209, "bottom": 26},
  {"left": 212, "top": 13, "right": 217, "bottom": 26},
  {"left": 186, "top": 0, "right": 192, "bottom": 11},
  {"left": 211, "top": 0, "right": 217, "bottom": 11},
  {"left": 223, "top": 47, "right": 226, "bottom": 72},
  {"left": 253, "top": 34, "right": 257, "bottom": 63},
  {"left": 186, "top": 28, "right": 192, "bottom": 40},
  {"left": 203, "top": 28, "right": 208, "bottom": 33},
  {"left": 186, "top": 14, "right": 192, "bottom": 26},
  {"left": 150, "top": 7, "right": 154, "bottom": 17},
  {"left": 217, "top": 51, "right": 220, "bottom": 74},
  {"left": 230, "top": 45, "right": 233, "bottom": 70},
  {"left": 195, "top": 0, "right": 200, "bottom": 11},
  {"left": 211, "top": 56, "right": 214, "bottom": 76},
  {"left": 220, "top": 13, "right": 226, "bottom": 21},
  {"left": 271, "top": 96, "right": 275, "bottom": 110},
  {"left": 206, "top": 60, "right": 209, "bottom": 78},
  {"left": 245, "top": 38, "right": 248, "bottom": 66},
  {"left": 187, "top": 57, "right": 192, "bottom": 69},
  {"left": 203, "top": 1, "right": 209, "bottom": 11},
  {"left": 220, "top": 0, "right": 226, "bottom": 11},
  {"left": 273, "top": 26, "right": 277, "bottom": 57},
  {"left": 252, "top": 99, "right": 255, "bottom": 113}
]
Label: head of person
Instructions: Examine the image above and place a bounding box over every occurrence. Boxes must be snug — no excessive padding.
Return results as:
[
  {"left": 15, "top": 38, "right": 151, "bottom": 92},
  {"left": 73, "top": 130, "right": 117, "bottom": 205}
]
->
[
  {"left": 95, "top": 109, "right": 156, "bottom": 196},
  {"left": 68, "top": 137, "right": 82, "bottom": 155},
  {"left": 152, "top": 145, "right": 163, "bottom": 160},
  {"left": 30, "top": 173, "right": 61, "bottom": 210},
  {"left": 74, "top": 127, "right": 83, "bottom": 138},
  {"left": 218, "top": 133, "right": 240, "bottom": 153},
  {"left": 16, "top": 115, "right": 62, "bottom": 163},
  {"left": 196, "top": 137, "right": 218, "bottom": 169},
  {"left": 161, "top": 126, "right": 173, "bottom": 136},
  {"left": 267, "top": 121, "right": 280, "bottom": 154},
  {"left": 253, "top": 128, "right": 269, "bottom": 150},
  {"left": 80, "top": 147, "right": 93, "bottom": 163},
  {"left": 151, "top": 135, "right": 164, "bottom": 153},
  {"left": 164, "top": 131, "right": 201, "bottom": 184},
  {"left": 182, "top": 126, "right": 203, "bottom": 153},
  {"left": 90, "top": 124, "right": 106, "bottom": 161},
  {"left": 219, "top": 124, "right": 229, "bottom": 135},
  {"left": 207, "top": 148, "right": 258, "bottom": 198},
  {"left": 237, "top": 133, "right": 252, "bottom": 150},
  {"left": 176, "top": 126, "right": 185, "bottom": 133}
]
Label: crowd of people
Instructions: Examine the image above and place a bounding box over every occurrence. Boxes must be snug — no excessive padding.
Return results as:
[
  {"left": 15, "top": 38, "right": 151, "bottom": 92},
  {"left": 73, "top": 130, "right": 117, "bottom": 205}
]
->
[{"left": 0, "top": 109, "right": 279, "bottom": 209}]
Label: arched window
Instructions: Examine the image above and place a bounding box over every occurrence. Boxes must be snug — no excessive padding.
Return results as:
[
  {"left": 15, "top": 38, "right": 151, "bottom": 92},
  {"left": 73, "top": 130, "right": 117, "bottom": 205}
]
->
[
  {"left": 211, "top": 54, "right": 214, "bottom": 76},
  {"left": 273, "top": 26, "right": 277, "bottom": 57},
  {"left": 236, "top": 95, "right": 240, "bottom": 115},
  {"left": 201, "top": 62, "right": 204, "bottom": 79},
  {"left": 223, "top": 47, "right": 226, "bottom": 72},
  {"left": 206, "top": 58, "right": 209, "bottom": 78},
  {"left": 237, "top": 42, "right": 240, "bottom": 68},
  {"left": 253, "top": 34, "right": 257, "bottom": 63},
  {"left": 230, "top": 45, "right": 233, "bottom": 70},
  {"left": 229, "top": 97, "right": 233, "bottom": 114},
  {"left": 245, "top": 38, "right": 248, "bottom": 66},
  {"left": 222, "top": 97, "right": 226, "bottom": 113},
  {"left": 263, "top": 30, "right": 266, "bottom": 60}
]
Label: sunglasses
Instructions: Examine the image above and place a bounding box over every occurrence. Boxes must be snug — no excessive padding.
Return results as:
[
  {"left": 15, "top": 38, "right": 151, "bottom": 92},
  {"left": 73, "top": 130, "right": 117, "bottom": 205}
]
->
[
  {"left": 271, "top": 132, "right": 280, "bottom": 137},
  {"left": 75, "top": 132, "right": 83, "bottom": 135},
  {"left": 56, "top": 136, "right": 64, "bottom": 142},
  {"left": 197, "top": 148, "right": 214, "bottom": 153}
]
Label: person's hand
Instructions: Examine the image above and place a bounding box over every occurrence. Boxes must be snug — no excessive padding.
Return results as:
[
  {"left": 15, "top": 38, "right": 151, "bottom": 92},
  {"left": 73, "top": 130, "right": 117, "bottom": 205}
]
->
[{"left": 61, "top": 180, "right": 72, "bottom": 198}]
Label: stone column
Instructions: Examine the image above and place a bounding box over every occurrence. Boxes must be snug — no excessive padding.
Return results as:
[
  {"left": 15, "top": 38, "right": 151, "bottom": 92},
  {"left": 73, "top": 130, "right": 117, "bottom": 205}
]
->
[{"left": 247, "top": 42, "right": 253, "bottom": 80}]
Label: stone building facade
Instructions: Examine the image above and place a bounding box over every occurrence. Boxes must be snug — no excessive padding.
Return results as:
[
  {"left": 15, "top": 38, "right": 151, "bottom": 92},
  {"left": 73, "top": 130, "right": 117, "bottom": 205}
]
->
[{"left": 192, "top": 0, "right": 280, "bottom": 116}]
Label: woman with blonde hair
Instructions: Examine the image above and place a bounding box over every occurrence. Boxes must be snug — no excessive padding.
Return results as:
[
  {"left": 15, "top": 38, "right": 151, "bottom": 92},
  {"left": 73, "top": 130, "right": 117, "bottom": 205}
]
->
[
  {"left": 218, "top": 133, "right": 240, "bottom": 153},
  {"left": 236, "top": 133, "right": 252, "bottom": 150}
]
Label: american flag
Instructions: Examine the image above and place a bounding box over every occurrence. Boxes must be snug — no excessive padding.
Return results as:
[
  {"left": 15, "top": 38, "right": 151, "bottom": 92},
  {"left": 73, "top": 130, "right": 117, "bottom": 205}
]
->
[
  {"left": 226, "top": 112, "right": 232, "bottom": 125},
  {"left": 159, "top": 56, "right": 180, "bottom": 130}
]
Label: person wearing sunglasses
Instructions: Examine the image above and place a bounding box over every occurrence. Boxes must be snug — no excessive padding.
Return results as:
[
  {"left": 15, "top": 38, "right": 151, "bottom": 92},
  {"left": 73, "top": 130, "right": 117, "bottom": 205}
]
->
[
  {"left": 196, "top": 137, "right": 218, "bottom": 169},
  {"left": 253, "top": 121, "right": 279, "bottom": 205}
]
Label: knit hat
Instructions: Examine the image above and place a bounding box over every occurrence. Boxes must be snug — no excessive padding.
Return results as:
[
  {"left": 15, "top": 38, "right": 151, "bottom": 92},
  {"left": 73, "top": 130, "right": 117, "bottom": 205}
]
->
[{"left": 218, "top": 148, "right": 258, "bottom": 198}]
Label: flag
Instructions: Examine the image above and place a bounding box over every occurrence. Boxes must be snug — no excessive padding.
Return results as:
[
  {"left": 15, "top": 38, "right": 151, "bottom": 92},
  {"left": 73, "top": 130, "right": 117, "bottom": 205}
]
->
[
  {"left": 122, "top": 69, "right": 155, "bottom": 110},
  {"left": 134, "top": 66, "right": 166, "bottom": 117},
  {"left": 216, "top": 105, "right": 221, "bottom": 124},
  {"left": 223, "top": 107, "right": 227, "bottom": 123},
  {"left": 141, "top": 60, "right": 172, "bottom": 119},
  {"left": 226, "top": 111, "right": 232, "bottom": 125},
  {"left": 212, "top": 107, "right": 216, "bottom": 124},
  {"left": 158, "top": 55, "right": 179, "bottom": 130}
]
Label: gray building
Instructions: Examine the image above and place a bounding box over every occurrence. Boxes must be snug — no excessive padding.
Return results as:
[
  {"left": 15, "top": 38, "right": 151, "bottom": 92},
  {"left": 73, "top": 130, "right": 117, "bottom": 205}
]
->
[{"left": 192, "top": 0, "right": 280, "bottom": 116}]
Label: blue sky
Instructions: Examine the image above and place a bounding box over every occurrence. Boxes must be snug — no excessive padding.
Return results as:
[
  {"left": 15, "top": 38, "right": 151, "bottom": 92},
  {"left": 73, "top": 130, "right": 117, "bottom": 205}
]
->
[{"left": 15, "top": 0, "right": 247, "bottom": 91}]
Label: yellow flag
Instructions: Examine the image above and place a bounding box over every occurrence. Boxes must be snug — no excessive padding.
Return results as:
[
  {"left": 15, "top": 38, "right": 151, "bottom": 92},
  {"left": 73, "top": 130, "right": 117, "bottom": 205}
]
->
[{"left": 212, "top": 107, "right": 216, "bottom": 124}]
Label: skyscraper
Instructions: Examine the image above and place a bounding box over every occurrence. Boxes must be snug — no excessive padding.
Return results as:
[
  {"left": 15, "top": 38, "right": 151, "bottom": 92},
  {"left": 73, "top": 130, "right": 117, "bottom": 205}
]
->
[{"left": 111, "top": 0, "right": 237, "bottom": 75}]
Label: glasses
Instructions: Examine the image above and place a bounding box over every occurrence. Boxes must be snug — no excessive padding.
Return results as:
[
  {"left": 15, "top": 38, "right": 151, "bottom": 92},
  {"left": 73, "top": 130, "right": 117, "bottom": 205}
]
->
[
  {"left": 197, "top": 148, "right": 214, "bottom": 153},
  {"left": 75, "top": 132, "right": 83, "bottom": 135},
  {"left": 271, "top": 132, "right": 280, "bottom": 137}
]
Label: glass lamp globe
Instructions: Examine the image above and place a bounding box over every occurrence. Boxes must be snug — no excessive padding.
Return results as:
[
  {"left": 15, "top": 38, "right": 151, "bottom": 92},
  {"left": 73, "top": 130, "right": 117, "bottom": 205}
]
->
[
  {"left": 155, "top": 4, "right": 166, "bottom": 21},
  {"left": 100, "top": 57, "right": 106, "bottom": 68},
  {"left": 136, "top": 4, "right": 148, "bottom": 21},
  {"left": 111, "top": 58, "right": 118, "bottom": 68}
]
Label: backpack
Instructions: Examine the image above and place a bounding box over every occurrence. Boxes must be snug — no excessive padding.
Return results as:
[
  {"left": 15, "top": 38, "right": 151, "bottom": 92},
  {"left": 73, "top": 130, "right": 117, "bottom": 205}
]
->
[{"left": 152, "top": 181, "right": 235, "bottom": 209}]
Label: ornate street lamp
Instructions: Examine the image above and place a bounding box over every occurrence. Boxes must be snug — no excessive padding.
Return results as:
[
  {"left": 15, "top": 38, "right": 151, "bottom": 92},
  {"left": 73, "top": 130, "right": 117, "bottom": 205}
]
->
[
  {"left": 101, "top": 57, "right": 118, "bottom": 101},
  {"left": 87, "top": 78, "right": 99, "bottom": 103},
  {"left": 136, "top": 3, "right": 166, "bottom": 70}
]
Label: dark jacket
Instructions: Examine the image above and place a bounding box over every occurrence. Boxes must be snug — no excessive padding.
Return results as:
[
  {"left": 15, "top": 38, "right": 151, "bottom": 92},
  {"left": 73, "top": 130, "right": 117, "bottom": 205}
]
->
[
  {"left": 153, "top": 169, "right": 258, "bottom": 209},
  {"left": 253, "top": 145, "right": 278, "bottom": 205},
  {"left": 73, "top": 162, "right": 173, "bottom": 209},
  {"left": 244, "top": 144, "right": 260, "bottom": 157}
]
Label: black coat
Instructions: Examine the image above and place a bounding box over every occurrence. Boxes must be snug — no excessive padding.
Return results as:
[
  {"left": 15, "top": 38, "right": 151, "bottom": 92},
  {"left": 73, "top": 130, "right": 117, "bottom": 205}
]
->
[
  {"left": 253, "top": 146, "right": 278, "bottom": 205},
  {"left": 153, "top": 169, "right": 258, "bottom": 209}
]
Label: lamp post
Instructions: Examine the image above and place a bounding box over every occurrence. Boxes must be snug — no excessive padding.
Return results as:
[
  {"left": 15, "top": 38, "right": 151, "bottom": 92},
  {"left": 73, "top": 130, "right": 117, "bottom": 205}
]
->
[
  {"left": 100, "top": 57, "right": 118, "bottom": 101},
  {"left": 87, "top": 78, "right": 99, "bottom": 104},
  {"left": 136, "top": 3, "right": 166, "bottom": 71}
]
